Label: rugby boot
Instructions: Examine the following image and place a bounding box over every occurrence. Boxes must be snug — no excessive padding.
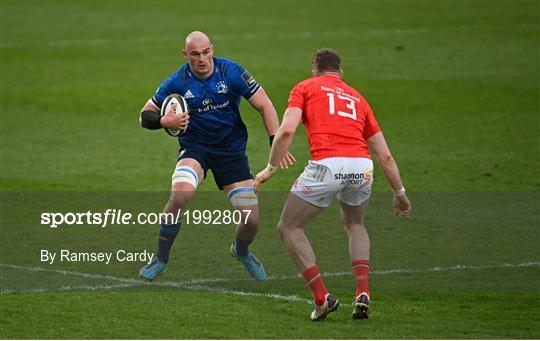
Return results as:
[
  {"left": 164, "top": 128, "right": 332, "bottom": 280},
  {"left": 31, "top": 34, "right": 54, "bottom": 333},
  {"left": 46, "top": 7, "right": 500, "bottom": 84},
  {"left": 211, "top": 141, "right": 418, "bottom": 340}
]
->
[
  {"left": 352, "top": 292, "right": 370, "bottom": 319},
  {"left": 311, "top": 293, "right": 340, "bottom": 321},
  {"left": 139, "top": 258, "right": 167, "bottom": 281},
  {"left": 230, "top": 242, "right": 268, "bottom": 281}
]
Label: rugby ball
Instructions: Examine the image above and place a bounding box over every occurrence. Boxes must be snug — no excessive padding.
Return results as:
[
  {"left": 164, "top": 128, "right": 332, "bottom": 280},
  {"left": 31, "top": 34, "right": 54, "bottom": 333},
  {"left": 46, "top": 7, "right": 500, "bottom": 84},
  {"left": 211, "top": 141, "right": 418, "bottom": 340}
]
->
[{"left": 160, "top": 94, "right": 189, "bottom": 137}]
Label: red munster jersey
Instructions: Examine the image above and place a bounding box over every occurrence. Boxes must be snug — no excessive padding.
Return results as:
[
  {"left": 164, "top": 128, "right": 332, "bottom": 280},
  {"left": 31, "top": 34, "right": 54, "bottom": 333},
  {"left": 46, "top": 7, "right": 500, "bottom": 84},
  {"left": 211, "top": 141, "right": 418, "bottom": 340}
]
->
[{"left": 287, "top": 75, "right": 381, "bottom": 161}]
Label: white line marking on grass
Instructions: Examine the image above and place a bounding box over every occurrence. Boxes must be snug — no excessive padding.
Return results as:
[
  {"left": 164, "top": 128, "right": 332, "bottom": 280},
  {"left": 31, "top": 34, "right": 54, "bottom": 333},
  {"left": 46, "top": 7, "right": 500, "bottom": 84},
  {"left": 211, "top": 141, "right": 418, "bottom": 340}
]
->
[
  {"left": 2, "top": 283, "right": 136, "bottom": 294},
  {"left": 1, "top": 264, "right": 150, "bottom": 285},
  {"left": 238, "top": 261, "right": 540, "bottom": 281},
  {"left": 2, "top": 261, "right": 537, "bottom": 300},
  {"left": 181, "top": 284, "right": 308, "bottom": 303},
  {"left": 0, "top": 264, "right": 305, "bottom": 302},
  {"left": 309, "top": 261, "right": 540, "bottom": 280},
  {"left": 1, "top": 263, "right": 247, "bottom": 288},
  {"left": 250, "top": 261, "right": 540, "bottom": 282}
]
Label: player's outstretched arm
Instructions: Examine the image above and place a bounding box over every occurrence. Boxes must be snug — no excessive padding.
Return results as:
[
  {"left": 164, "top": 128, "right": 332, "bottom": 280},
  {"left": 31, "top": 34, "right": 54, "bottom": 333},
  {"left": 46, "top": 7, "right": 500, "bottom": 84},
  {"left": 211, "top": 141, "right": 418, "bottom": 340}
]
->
[
  {"left": 254, "top": 107, "right": 302, "bottom": 192},
  {"left": 367, "top": 132, "right": 411, "bottom": 219},
  {"left": 248, "top": 88, "right": 296, "bottom": 168}
]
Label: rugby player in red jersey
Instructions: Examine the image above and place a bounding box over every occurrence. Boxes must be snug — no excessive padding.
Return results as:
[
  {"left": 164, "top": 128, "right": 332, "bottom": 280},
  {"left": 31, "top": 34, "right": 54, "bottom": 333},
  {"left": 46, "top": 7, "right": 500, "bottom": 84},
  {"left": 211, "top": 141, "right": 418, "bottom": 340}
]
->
[{"left": 254, "top": 48, "right": 411, "bottom": 321}]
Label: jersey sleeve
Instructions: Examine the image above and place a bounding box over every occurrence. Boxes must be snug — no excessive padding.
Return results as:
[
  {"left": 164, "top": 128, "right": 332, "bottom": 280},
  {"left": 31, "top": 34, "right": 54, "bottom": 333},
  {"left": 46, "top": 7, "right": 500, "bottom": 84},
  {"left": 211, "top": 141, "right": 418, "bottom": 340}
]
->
[
  {"left": 228, "top": 62, "right": 261, "bottom": 99},
  {"left": 362, "top": 100, "right": 381, "bottom": 140},
  {"left": 151, "top": 71, "right": 178, "bottom": 109},
  {"left": 287, "top": 82, "right": 305, "bottom": 110}
]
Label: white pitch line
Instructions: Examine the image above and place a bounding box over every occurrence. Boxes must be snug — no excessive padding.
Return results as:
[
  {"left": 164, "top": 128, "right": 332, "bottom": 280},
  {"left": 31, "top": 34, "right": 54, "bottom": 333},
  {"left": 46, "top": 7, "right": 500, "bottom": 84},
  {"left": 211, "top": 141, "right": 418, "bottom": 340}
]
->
[
  {"left": 183, "top": 261, "right": 539, "bottom": 283},
  {"left": 181, "top": 284, "right": 308, "bottom": 303},
  {"left": 0, "top": 263, "right": 245, "bottom": 288},
  {"left": 0, "top": 264, "right": 304, "bottom": 302},
  {"left": 3, "top": 261, "right": 538, "bottom": 285},
  {"left": 266, "top": 261, "right": 540, "bottom": 282},
  {"left": 2, "top": 283, "right": 136, "bottom": 294},
  {"left": 1, "top": 264, "right": 151, "bottom": 285},
  {"left": 1, "top": 261, "right": 538, "bottom": 299}
]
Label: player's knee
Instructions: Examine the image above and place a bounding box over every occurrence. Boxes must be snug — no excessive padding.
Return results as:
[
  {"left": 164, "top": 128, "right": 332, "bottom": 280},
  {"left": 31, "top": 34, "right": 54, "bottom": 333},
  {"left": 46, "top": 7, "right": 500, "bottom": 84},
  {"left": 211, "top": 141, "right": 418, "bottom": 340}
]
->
[
  {"left": 228, "top": 187, "right": 258, "bottom": 207},
  {"left": 172, "top": 166, "right": 199, "bottom": 189},
  {"left": 276, "top": 219, "right": 290, "bottom": 239},
  {"left": 346, "top": 222, "right": 365, "bottom": 234},
  {"left": 243, "top": 210, "right": 259, "bottom": 227},
  {"left": 277, "top": 223, "right": 285, "bottom": 239},
  {"left": 340, "top": 211, "right": 364, "bottom": 232},
  {"left": 167, "top": 188, "right": 194, "bottom": 212},
  {"left": 167, "top": 194, "right": 188, "bottom": 212}
]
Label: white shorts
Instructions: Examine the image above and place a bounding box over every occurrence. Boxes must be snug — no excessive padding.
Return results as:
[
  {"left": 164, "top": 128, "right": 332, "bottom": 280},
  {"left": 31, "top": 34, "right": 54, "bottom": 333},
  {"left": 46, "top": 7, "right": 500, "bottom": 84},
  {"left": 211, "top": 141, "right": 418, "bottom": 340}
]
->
[{"left": 291, "top": 157, "right": 373, "bottom": 208}]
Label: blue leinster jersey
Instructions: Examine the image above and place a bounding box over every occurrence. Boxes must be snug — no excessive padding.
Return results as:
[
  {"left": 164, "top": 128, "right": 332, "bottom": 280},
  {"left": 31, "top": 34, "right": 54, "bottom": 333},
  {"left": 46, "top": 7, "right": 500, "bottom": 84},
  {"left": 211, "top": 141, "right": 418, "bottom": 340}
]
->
[{"left": 151, "top": 57, "right": 261, "bottom": 155}]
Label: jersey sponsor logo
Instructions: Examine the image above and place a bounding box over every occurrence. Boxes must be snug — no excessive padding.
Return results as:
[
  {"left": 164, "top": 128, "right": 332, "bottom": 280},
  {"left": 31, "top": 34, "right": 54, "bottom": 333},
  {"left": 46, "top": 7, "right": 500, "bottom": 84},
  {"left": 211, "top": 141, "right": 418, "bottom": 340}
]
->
[
  {"left": 335, "top": 172, "right": 364, "bottom": 185},
  {"left": 184, "top": 90, "right": 194, "bottom": 99},
  {"left": 334, "top": 173, "right": 363, "bottom": 180},
  {"left": 202, "top": 98, "right": 213, "bottom": 105},
  {"left": 241, "top": 70, "right": 257, "bottom": 87},
  {"left": 334, "top": 168, "right": 373, "bottom": 185},
  {"left": 196, "top": 100, "right": 230, "bottom": 113},
  {"left": 216, "top": 81, "right": 228, "bottom": 94}
]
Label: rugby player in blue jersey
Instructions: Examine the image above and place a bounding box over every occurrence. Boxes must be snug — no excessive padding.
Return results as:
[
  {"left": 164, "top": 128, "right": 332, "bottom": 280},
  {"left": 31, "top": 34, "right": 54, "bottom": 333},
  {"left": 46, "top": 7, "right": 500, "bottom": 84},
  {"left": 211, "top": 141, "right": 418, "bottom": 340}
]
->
[{"left": 138, "top": 31, "right": 294, "bottom": 281}]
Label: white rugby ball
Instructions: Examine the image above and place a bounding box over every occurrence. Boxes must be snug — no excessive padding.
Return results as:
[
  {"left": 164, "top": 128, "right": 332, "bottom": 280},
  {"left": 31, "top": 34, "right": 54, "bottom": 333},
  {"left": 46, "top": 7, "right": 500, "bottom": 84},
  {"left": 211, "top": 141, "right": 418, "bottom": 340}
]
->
[{"left": 160, "top": 94, "right": 189, "bottom": 137}]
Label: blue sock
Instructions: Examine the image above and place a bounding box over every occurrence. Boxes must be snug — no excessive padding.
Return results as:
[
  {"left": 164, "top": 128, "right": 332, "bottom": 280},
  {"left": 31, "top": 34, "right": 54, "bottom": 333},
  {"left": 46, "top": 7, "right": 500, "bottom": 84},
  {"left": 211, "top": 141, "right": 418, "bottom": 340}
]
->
[
  {"left": 235, "top": 236, "right": 253, "bottom": 257},
  {"left": 157, "top": 222, "right": 181, "bottom": 263}
]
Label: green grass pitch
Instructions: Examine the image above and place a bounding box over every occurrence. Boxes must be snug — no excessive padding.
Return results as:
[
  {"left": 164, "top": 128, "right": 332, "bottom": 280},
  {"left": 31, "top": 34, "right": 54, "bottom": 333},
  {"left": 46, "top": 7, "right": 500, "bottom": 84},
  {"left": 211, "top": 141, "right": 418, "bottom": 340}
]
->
[{"left": 1, "top": 0, "right": 539, "bottom": 339}]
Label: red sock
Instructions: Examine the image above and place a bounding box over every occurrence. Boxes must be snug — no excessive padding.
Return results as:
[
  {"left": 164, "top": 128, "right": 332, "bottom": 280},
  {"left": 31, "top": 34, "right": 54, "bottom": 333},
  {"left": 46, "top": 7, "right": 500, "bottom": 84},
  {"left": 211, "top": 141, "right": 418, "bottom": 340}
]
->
[
  {"left": 352, "top": 260, "right": 370, "bottom": 298},
  {"left": 302, "top": 265, "right": 328, "bottom": 306}
]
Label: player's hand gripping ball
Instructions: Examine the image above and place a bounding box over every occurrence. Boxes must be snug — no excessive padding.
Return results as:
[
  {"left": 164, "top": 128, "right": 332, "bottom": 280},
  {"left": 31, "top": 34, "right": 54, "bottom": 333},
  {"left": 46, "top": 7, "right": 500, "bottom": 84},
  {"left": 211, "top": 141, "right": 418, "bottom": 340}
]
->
[{"left": 161, "top": 94, "right": 189, "bottom": 137}]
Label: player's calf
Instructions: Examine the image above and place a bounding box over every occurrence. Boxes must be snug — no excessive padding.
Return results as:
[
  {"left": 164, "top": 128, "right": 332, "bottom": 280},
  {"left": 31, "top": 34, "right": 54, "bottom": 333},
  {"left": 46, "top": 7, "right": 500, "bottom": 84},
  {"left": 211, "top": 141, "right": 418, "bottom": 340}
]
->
[
  {"left": 230, "top": 242, "right": 267, "bottom": 281},
  {"left": 229, "top": 187, "right": 260, "bottom": 254}
]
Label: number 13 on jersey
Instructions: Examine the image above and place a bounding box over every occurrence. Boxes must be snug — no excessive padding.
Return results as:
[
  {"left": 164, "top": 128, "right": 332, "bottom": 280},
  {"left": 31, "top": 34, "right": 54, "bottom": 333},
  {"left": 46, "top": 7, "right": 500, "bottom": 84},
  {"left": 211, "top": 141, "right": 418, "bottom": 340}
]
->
[{"left": 326, "top": 92, "right": 357, "bottom": 120}]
